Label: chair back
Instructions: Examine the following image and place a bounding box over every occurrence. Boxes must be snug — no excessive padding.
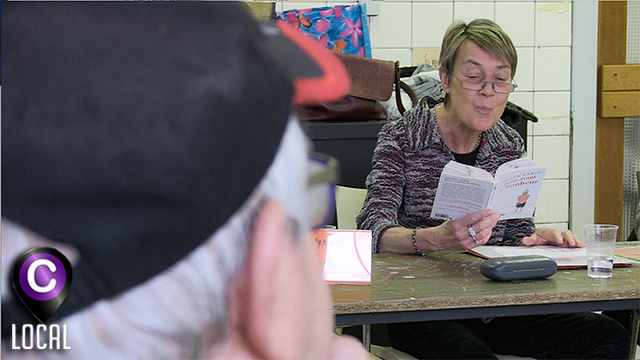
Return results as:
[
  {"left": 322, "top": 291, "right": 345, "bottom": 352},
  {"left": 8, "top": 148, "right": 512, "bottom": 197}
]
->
[{"left": 335, "top": 186, "right": 367, "bottom": 229}]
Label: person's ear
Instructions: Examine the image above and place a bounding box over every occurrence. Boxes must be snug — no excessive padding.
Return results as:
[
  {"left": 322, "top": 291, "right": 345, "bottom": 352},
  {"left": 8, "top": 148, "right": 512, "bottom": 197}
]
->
[
  {"left": 238, "top": 200, "right": 300, "bottom": 359},
  {"left": 440, "top": 66, "right": 451, "bottom": 94}
]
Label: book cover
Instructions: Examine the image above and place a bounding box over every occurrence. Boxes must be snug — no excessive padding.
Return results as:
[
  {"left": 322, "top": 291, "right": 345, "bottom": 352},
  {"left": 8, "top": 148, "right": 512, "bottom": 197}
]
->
[{"left": 431, "top": 157, "right": 546, "bottom": 221}]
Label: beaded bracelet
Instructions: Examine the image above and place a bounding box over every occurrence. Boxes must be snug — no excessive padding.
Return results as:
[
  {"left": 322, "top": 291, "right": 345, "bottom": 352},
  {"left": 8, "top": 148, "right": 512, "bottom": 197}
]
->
[{"left": 411, "top": 228, "right": 427, "bottom": 256}]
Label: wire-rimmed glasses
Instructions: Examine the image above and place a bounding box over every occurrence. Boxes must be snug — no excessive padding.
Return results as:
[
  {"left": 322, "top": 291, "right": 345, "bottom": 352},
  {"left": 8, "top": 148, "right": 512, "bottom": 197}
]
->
[{"left": 453, "top": 74, "right": 517, "bottom": 94}]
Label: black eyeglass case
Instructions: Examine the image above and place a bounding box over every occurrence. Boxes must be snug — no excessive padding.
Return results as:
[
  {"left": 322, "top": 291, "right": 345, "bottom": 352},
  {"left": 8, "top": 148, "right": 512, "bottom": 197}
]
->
[{"left": 480, "top": 255, "right": 557, "bottom": 281}]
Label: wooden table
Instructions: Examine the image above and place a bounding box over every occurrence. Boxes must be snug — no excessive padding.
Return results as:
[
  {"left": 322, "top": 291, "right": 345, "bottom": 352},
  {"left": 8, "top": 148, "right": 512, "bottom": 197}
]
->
[{"left": 331, "top": 250, "right": 640, "bottom": 359}]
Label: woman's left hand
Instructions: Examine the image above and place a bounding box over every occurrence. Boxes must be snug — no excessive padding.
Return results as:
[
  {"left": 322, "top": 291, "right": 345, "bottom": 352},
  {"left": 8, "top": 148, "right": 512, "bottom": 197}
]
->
[{"left": 522, "top": 227, "right": 584, "bottom": 248}]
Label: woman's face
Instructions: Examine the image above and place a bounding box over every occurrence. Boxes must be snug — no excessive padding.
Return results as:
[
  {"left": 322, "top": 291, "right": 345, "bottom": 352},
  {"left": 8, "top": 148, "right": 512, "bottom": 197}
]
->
[{"left": 441, "top": 40, "right": 512, "bottom": 133}]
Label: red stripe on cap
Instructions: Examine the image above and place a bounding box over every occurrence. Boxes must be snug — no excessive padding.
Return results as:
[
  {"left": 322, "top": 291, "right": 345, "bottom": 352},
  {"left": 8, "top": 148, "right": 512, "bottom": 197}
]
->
[{"left": 276, "top": 22, "right": 350, "bottom": 106}]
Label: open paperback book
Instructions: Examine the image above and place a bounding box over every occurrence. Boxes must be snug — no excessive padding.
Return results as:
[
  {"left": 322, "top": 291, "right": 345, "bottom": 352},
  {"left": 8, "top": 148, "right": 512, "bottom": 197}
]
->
[
  {"left": 431, "top": 157, "right": 545, "bottom": 221},
  {"left": 468, "top": 245, "right": 633, "bottom": 269}
]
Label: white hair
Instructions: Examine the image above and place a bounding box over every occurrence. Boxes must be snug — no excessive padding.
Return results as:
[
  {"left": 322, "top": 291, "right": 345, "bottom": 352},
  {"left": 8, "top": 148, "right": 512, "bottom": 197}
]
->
[{"left": 2, "top": 118, "right": 312, "bottom": 359}]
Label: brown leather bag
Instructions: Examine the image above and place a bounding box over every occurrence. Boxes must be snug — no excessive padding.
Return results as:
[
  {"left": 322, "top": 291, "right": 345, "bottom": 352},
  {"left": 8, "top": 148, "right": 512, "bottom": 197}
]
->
[{"left": 295, "top": 53, "right": 418, "bottom": 121}]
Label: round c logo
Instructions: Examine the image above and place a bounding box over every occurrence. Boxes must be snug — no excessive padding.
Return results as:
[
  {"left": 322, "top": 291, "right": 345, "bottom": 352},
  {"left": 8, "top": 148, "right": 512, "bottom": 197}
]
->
[{"left": 12, "top": 248, "right": 72, "bottom": 323}]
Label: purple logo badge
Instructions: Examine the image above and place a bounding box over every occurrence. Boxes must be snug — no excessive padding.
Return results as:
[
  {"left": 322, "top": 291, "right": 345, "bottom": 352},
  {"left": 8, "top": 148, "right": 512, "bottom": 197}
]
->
[{"left": 12, "top": 248, "right": 72, "bottom": 323}]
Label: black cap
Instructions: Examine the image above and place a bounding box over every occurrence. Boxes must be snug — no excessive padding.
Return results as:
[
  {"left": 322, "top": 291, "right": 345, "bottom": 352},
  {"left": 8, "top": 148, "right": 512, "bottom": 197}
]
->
[{"left": 1, "top": 1, "right": 349, "bottom": 331}]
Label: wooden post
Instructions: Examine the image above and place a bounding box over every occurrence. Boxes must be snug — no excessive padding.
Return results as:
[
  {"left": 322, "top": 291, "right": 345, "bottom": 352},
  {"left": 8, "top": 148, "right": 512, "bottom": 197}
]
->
[{"left": 596, "top": 1, "right": 627, "bottom": 240}]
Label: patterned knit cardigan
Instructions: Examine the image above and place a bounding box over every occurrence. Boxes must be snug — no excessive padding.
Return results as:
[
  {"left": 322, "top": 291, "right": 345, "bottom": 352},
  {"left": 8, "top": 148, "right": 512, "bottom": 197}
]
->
[{"left": 356, "top": 98, "right": 536, "bottom": 253}]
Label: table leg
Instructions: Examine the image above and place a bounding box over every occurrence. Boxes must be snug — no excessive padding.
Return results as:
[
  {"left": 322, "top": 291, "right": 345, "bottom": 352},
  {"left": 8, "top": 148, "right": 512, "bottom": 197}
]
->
[
  {"left": 629, "top": 309, "right": 639, "bottom": 360},
  {"left": 362, "top": 324, "right": 371, "bottom": 352}
]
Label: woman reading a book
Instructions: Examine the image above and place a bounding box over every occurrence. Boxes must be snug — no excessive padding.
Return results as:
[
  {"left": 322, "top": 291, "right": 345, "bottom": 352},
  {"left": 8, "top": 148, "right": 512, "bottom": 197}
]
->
[{"left": 356, "top": 18, "right": 629, "bottom": 359}]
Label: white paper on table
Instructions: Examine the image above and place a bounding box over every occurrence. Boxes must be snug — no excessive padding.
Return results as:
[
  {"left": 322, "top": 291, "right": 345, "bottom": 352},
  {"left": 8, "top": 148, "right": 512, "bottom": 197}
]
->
[{"left": 318, "top": 230, "right": 372, "bottom": 283}]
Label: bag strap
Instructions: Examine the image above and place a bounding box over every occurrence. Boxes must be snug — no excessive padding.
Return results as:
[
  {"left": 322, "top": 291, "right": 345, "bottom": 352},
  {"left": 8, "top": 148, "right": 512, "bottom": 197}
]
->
[{"left": 394, "top": 61, "right": 419, "bottom": 115}]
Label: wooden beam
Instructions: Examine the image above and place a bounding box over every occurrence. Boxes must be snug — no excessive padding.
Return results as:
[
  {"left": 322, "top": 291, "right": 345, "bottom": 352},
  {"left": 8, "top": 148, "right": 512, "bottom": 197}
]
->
[
  {"left": 599, "top": 64, "right": 640, "bottom": 117},
  {"left": 597, "top": 2, "right": 627, "bottom": 65},
  {"left": 595, "top": 1, "right": 626, "bottom": 240},
  {"left": 600, "top": 91, "right": 640, "bottom": 118},
  {"left": 600, "top": 64, "right": 640, "bottom": 91}
]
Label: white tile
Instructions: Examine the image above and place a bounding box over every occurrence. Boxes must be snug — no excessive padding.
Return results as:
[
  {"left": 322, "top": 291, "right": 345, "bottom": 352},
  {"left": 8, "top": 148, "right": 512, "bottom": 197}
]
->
[
  {"left": 453, "top": 2, "right": 494, "bottom": 23},
  {"left": 495, "top": 2, "right": 535, "bottom": 47},
  {"left": 508, "top": 91, "right": 534, "bottom": 114},
  {"left": 412, "top": 47, "right": 441, "bottom": 67},
  {"left": 532, "top": 92, "right": 571, "bottom": 135},
  {"left": 531, "top": 117, "right": 570, "bottom": 136},
  {"left": 526, "top": 135, "right": 534, "bottom": 156},
  {"left": 514, "top": 47, "right": 534, "bottom": 91},
  {"left": 280, "top": 2, "right": 328, "bottom": 12},
  {"left": 371, "top": 48, "right": 413, "bottom": 67},
  {"left": 534, "top": 179, "right": 569, "bottom": 223},
  {"left": 412, "top": 3, "right": 454, "bottom": 48},
  {"left": 535, "top": 1, "right": 572, "bottom": 46},
  {"left": 534, "top": 47, "right": 571, "bottom": 91},
  {"left": 532, "top": 135, "right": 570, "bottom": 179},
  {"left": 533, "top": 91, "right": 570, "bottom": 117},
  {"left": 370, "top": 2, "right": 412, "bottom": 48}
]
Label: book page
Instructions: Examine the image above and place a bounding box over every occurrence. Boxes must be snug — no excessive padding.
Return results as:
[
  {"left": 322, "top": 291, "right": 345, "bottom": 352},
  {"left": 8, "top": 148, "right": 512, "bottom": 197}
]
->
[
  {"left": 431, "top": 175, "right": 495, "bottom": 220},
  {"left": 488, "top": 168, "right": 546, "bottom": 220},
  {"left": 431, "top": 159, "right": 546, "bottom": 221},
  {"left": 443, "top": 161, "right": 495, "bottom": 182},
  {"left": 494, "top": 157, "right": 541, "bottom": 179}
]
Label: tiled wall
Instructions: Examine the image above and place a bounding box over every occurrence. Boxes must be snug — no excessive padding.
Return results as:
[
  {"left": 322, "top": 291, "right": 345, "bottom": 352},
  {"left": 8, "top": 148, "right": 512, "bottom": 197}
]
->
[{"left": 277, "top": 1, "right": 574, "bottom": 230}]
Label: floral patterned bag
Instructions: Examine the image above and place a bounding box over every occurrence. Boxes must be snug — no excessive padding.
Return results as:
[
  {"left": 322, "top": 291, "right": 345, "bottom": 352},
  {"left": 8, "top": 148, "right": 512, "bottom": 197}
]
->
[{"left": 276, "top": 4, "right": 371, "bottom": 57}]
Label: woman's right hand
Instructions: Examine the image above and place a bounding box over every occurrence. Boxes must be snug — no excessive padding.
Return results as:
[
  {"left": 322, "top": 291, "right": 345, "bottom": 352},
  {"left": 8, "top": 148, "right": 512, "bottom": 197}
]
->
[
  {"left": 378, "top": 209, "right": 500, "bottom": 254},
  {"left": 425, "top": 209, "right": 500, "bottom": 251}
]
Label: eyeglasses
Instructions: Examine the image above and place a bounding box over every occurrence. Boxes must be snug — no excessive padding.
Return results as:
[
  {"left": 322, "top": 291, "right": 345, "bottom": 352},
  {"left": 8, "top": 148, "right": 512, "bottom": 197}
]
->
[
  {"left": 307, "top": 153, "right": 340, "bottom": 229},
  {"left": 453, "top": 74, "right": 517, "bottom": 94}
]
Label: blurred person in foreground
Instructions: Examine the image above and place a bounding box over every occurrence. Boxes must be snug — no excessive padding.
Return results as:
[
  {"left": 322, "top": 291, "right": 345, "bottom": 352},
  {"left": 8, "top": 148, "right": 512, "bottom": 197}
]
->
[
  {"left": 1, "top": 2, "right": 367, "bottom": 359},
  {"left": 357, "top": 18, "right": 629, "bottom": 359}
]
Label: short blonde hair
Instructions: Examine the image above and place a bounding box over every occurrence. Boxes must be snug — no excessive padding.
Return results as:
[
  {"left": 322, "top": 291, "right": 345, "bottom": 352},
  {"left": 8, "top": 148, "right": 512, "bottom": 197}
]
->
[{"left": 439, "top": 18, "right": 517, "bottom": 105}]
